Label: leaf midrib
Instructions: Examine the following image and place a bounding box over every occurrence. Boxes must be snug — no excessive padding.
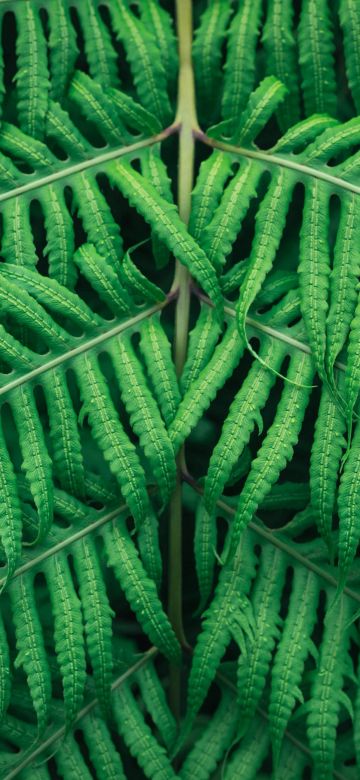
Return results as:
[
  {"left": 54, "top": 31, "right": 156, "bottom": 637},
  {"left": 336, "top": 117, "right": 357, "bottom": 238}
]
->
[{"left": 200, "top": 132, "right": 360, "bottom": 195}]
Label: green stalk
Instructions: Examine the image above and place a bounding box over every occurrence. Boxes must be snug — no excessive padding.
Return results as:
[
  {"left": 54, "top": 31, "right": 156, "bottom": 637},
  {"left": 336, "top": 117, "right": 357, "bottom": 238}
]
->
[{"left": 168, "top": 0, "right": 198, "bottom": 719}]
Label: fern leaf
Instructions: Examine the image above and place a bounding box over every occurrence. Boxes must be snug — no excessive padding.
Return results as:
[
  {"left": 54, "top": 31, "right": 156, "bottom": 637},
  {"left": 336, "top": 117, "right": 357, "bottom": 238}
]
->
[
  {"left": 15, "top": 2, "right": 49, "bottom": 139},
  {"left": 138, "top": 0, "right": 178, "bottom": 92},
  {"left": 46, "top": 100, "right": 92, "bottom": 160},
  {"left": 193, "top": 0, "right": 232, "bottom": 125},
  {"left": 81, "top": 713, "right": 126, "bottom": 780},
  {"left": 136, "top": 510, "right": 163, "bottom": 589},
  {"left": 270, "top": 567, "right": 319, "bottom": 768},
  {"left": 204, "top": 338, "right": 286, "bottom": 517},
  {"left": 298, "top": 179, "right": 331, "bottom": 383},
  {"left": 0, "top": 418, "right": 22, "bottom": 583},
  {"left": 0, "top": 265, "right": 101, "bottom": 333},
  {"left": 69, "top": 71, "right": 128, "bottom": 145},
  {"left": 111, "top": 89, "right": 162, "bottom": 136},
  {"left": 180, "top": 686, "right": 238, "bottom": 780},
  {"left": 109, "top": 334, "right": 176, "bottom": 505},
  {"left": 230, "top": 76, "right": 288, "bottom": 146},
  {"left": 298, "top": 0, "right": 337, "bottom": 116},
  {"left": 202, "top": 158, "right": 262, "bottom": 272},
  {"left": 74, "top": 350, "right": 151, "bottom": 529},
  {"left": 114, "top": 681, "right": 178, "bottom": 780},
  {"left": 109, "top": 1, "right": 172, "bottom": 127},
  {"left": 0, "top": 275, "right": 71, "bottom": 351},
  {"left": 0, "top": 122, "right": 56, "bottom": 169},
  {"left": 1, "top": 198, "right": 37, "bottom": 269},
  {"left": 339, "top": 0, "right": 360, "bottom": 113},
  {"left": 40, "top": 184, "right": 77, "bottom": 290},
  {"left": 74, "top": 243, "right": 132, "bottom": 316},
  {"left": 102, "top": 517, "right": 181, "bottom": 662},
  {"left": 310, "top": 384, "right": 346, "bottom": 557},
  {"left": 169, "top": 322, "right": 244, "bottom": 454},
  {"left": 344, "top": 289, "right": 360, "bottom": 430},
  {"left": 262, "top": 0, "right": 301, "bottom": 130},
  {"left": 189, "top": 151, "right": 234, "bottom": 244},
  {"left": 41, "top": 367, "right": 84, "bottom": 498},
  {"left": 136, "top": 662, "right": 177, "bottom": 751},
  {"left": 122, "top": 243, "right": 166, "bottom": 304},
  {"left": 11, "top": 385, "right": 53, "bottom": 545},
  {"left": 55, "top": 733, "right": 93, "bottom": 780},
  {"left": 237, "top": 545, "right": 286, "bottom": 736},
  {"left": 326, "top": 193, "right": 360, "bottom": 387},
  {"left": 72, "top": 535, "right": 114, "bottom": 716},
  {"left": 139, "top": 316, "right": 180, "bottom": 428},
  {"left": 180, "top": 304, "right": 222, "bottom": 394},
  {"left": 48, "top": 0, "right": 78, "bottom": 101},
  {"left": 221, "top": 0, "right": 262, "bottom": 132},
  {"left": 223, "top": 713, "right": 270, "bottom": 779},
  {"left": 194, "top": 499, "right": 217, "bottom": 614},
  {"left": 43, "top": 551, "right": 86, "bottom": 729},
  {"left": 337, "top": 418, "right": 360, "bottom": 591},
  {"left": 140, "top": 147, "right": 173, "bottom": 269},
  {"left": 307, "top": 595, "right": 353, "bottom": 780},
  {"left": 271, "top": 114, "right": 339, "bottom": 153},
  {"left": 228, "top": 351, "right": 314, "bottom": 557},
  {"left": 76, "top": 0, "right": 118, "bottom": 88},
  {"left": 0, "top": 608, "right": 10, "bottom": 721},
  {"left": 180, "top": 533, "right": 256, "bottom": 745},
  {"left": 9, "top": 573, "right": 52, "bottom": 734},
  {"left": 258, "top": 288, "right": 301, "bottom": 328},
  {"left": 71, "top": 173, "right": 124, "bottom": 265},
  {"left": 108, "top": 161, "right": 223, "bottom": 317},
  {"left": 236, "top": 169, "right": 295, "bottom": 354}
]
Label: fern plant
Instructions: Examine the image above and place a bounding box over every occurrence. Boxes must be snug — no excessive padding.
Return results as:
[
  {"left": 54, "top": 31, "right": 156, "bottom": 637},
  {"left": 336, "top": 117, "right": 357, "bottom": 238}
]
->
[{"left": 0, "top": 0, "right": 359, "bottom": 778}]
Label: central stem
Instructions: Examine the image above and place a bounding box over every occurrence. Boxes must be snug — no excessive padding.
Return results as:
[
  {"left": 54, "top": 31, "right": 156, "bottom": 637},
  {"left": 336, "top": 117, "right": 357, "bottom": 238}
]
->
[{"left": 168, "top": 0, "right": 198, "bottom": 719}]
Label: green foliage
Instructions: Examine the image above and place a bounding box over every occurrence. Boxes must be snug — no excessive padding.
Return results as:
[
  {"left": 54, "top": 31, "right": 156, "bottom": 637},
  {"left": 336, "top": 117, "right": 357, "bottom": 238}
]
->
[{"left": 0, "top": 2, "right": 359, "bottom": 779}]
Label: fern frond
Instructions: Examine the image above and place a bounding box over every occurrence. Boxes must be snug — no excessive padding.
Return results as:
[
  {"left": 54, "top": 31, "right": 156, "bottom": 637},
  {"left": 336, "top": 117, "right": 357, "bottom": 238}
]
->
[
  {"left": 337, "top": 419, "right": 360, "bottom": 592},
  {"left": 109, "top": 1, "right": 172, "bottom": 127},
  {"left": 15, "top": 2, "right": 50, "bottom": 140},
  {"left": 75, "top": 0, "right": 119, "bottom": 88},
  {"left": 114, "top": 681, "right": 178, "bottom": 780},
  {"left": 81, "top": 712, "right": 126, "bottom": 780},
  {"left": 269, "top": 567, "right": 319, "bottom": 767},
  {"left": 43, "top": 551, "right": 86, "bottom": 730},
  {"left": 180, "top": 304, "right": 222, "bottom": 394},
  {"left": 223, "top": 713, "right": 270, "bottom": 780},
  {"left": 138, "top": 0, "right": 178, "bottom": 93},
  {"left": 1, "top": 198, "right": 37, "bottom": 269},
  {"left": 136, "top": 661, "right": 177, "bottom": 752},
  {"left": 237, "top": 545, "right": 286, "bottom": 737},
  {"left": 307, "top": 594, "right": 353, "bottom": 780},
  {"left": 180, "top": 533, "right": 256, "bottom": 746},
  {"left": 180, "top": 686, "right": 238, "bottom": 780},
  {"left": 193, "top": 499, "right": 217, "bottom": 614},
  {"left": 74, "top": 243, "right": 132, "bottom": 317},
  {"left": 193, "top": 0, "right": 232, "bottom": 125},
  {"left": 102, "top": 517, "right": 180, "bottom": 663},
  {"left": 108, "top": 161, "right": 223, "bottom": 317},
  {"left": 11, "top": 385, "right": 53, "bottom": 545},
  {"left": 9, "top": 573, "right": 52, "bottom": 735},
  {"left": 262, "top": 0, "right": 301, "bottom": 130},
  {"left": 169, "top": 322, "right": 244, "bottom": 453},
  {"left": 228, "top": 350, "right": 314, "bottom": 558},
  {"left": 310, "top": 384, "right": 346, "bottom": 557},
  {"left": 298, "top": 0, "right": 337, "bottom": 116},
  {"left": 139, "top": 316, "right": 180, "bottom": 428},
  {"left": 74, "top": 350, "right": 151, "bottom": 529},
  {"left": 109, "top": 334, "right": 176, "bottom": 506},
  {"left": 221, "top": 0, "right": 262, "bottom": 132},
  {"left": 325, "top": 193, "right": 360, "bottom": 388},
  {"left": 203, "top": 337, "right": 286, "bottom": 517},
  {"left": 71, "top": 173, "right": 124, "bottom": 266},
  {"left": 189, "top": 151, "right": 234, "bottom": 243},
  {"left": 47, "top": 0, "right": 78, "bottom": 102},
  {"left": 72, "top": 535, "right": 114, "bottom": 716},
  {"left": 68, "top": 71, "right": 128, "bottom": 146},
  {"left": 0, "top": 418, "right": 22, "bottom": 584},
  {"left": 339, "top": 0, "right": 360, "bottom": 113},
  {"left": 0, "top": 608, "right": 11, "bottom": 722}
]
